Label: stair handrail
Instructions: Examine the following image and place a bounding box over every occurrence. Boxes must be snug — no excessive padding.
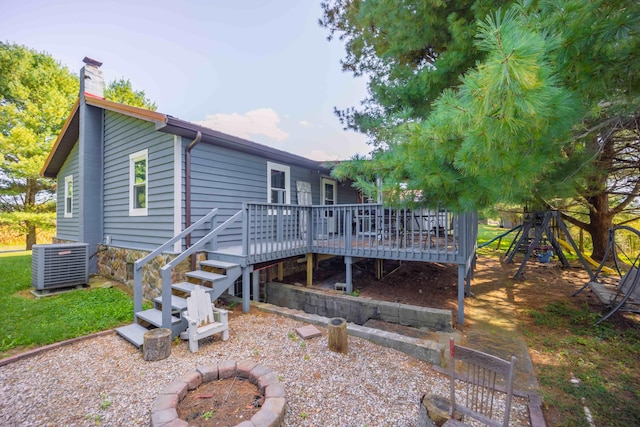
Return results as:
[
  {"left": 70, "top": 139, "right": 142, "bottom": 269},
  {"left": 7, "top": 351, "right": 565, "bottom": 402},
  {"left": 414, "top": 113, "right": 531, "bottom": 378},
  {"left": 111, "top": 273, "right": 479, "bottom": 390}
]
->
[
  {"left": 132, "top": 208, "right": 218, "bottom": 313},
  {"left": 159, "top": 209, "right": 243, "bottom": 329}
]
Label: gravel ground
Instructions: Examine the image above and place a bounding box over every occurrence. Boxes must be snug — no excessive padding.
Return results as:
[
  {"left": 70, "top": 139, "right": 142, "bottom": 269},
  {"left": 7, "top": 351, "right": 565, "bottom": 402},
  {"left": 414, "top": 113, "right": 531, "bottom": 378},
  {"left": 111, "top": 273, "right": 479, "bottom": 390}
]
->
[{"left": 0, "top": 310, "right": 530, "bottom": 427}]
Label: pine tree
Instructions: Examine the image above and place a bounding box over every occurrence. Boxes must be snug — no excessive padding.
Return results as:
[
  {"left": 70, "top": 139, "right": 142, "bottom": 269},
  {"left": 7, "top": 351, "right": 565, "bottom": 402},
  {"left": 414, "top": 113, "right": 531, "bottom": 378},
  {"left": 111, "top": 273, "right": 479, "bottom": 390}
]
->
[{"left": 323, "top": 0, "right": 640, "bottom": 260}]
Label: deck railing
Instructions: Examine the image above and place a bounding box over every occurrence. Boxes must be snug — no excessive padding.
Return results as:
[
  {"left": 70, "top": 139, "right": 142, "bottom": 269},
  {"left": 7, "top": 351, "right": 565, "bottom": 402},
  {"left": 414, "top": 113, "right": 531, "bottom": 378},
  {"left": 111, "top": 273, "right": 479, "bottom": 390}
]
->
[
  {"left": 243, "top": 202, "right": 311, "bottom": 262},
  {"left": 241, "top": 202, "right": 477, "bottom": 265},
  {"left": 131, "top": 203, "right": 477, "bottom": 329},
  {"left": 132, "top": 208, "right": 219, "bottom": 314}
]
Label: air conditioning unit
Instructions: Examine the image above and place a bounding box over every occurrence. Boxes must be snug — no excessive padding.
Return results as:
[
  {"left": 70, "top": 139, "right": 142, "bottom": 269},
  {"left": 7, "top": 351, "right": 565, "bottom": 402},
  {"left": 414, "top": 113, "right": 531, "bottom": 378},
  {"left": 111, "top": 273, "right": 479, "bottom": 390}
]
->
[{"left": 32, "top": 243, "right": 89, "bottom": 291}]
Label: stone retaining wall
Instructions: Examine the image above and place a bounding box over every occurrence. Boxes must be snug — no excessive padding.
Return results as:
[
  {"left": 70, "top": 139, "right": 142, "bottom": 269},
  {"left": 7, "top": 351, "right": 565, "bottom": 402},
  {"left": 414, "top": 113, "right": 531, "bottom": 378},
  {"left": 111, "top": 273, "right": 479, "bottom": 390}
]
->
[
  {"left": 265, "top": 282, "right": 452, "bottom": 332},
  {"left": 96, "top": 246, "right": 205, "bottom": 300}
]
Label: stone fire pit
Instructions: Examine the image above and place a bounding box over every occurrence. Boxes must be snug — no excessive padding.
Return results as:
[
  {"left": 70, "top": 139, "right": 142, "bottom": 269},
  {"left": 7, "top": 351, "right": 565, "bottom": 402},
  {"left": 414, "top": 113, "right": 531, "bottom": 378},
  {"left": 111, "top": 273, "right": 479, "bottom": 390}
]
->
[{"left": 150, "top": 360, "right": 286, "bottom": 427}]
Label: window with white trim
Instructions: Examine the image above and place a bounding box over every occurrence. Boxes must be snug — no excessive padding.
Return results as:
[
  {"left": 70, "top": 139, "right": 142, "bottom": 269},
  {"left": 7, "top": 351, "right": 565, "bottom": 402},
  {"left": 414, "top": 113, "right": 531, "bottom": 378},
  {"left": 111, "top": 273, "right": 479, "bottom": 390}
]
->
[
  {"left": 129, "top": 149, "right": 148, "bottom": 216},
  {"left": 267, "top": 161, "right": 290, "bottom": 204},
  {"left": 64, "top": 175, "right": 73, "bottom": 218}
]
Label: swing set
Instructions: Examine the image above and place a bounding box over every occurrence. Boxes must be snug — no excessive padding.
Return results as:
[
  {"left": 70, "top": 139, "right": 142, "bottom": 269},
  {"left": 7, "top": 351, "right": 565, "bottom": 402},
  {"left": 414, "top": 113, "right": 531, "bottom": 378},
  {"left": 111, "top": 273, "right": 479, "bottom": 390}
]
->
[
  {"left": 502, "top": 210, "right": 595, "bottom": 280},
  {"left": 572, "top": 225, "right": 640, "bottom": 324},
  {"left": 482, "top": 210, "right": 640, "bottom": 324}
]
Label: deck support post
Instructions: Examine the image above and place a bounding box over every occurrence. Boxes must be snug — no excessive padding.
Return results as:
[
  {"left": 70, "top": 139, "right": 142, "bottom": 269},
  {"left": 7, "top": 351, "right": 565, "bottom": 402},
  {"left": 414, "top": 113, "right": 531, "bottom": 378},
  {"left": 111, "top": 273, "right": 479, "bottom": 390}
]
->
[
  {"left": 252, "top": 270, "right": 260, "bottom": 302},
  {"left": 345, "top": 256, "right": 353, "bottom": 294},
  {"left": 457, "top": 264, "right": 466, "bottom": 325},
  {"left": 465, "top": 256, "right": 475, "bottom": 295},
  {"left": 306, "top": 253, "right": 313, "bottom": 286},
  {"left": 374, "top": 259, "right": 384, "bottom": 280},
  {"left": 278, "top": 262, "right": 284, "bottom": 281},
  {"left": 242, "top": 266, "right": 253, "bottom": 313}
]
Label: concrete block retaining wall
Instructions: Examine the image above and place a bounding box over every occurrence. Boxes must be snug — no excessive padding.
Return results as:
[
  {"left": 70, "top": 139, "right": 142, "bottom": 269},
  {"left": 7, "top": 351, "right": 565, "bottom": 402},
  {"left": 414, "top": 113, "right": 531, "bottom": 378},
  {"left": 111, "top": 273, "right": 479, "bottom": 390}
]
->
[{"left": 265, "top": 282, "right": 452, "bottom": 333}]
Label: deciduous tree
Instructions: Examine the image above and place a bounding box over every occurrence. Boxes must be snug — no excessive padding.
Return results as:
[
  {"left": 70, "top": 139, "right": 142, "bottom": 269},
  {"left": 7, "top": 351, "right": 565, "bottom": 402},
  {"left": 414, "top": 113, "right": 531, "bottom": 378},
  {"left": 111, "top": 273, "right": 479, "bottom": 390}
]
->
[
  {"left": 1, "top": 44, "right": 157, "bottom": 249},
  {"left": 105, "top": 78, "right": 157, "bottom": 111},
  {"left": 0, "top": 43, "right": 77, "bottom": 249}
]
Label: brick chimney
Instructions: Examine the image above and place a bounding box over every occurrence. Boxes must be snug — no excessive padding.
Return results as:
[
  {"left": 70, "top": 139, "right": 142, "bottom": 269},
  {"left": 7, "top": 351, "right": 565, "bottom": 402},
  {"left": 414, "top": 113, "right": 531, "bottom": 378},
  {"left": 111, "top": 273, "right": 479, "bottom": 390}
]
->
[{"left": 81, "top": 57, "right": 104, "bottom": 98}]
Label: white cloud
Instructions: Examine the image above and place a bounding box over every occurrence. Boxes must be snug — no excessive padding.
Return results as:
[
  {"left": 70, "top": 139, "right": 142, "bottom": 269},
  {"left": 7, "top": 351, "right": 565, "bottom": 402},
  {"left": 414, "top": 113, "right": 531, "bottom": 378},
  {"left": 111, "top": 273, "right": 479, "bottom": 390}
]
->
[
  {"left": 306, "top": 150, "right": 340, "bottom": 161},
  {"left": 298, "top": 120, "right": 313, "bottom": 128},
  {"left": 197, "top": 108, "right": 289, "bottom": 142}
]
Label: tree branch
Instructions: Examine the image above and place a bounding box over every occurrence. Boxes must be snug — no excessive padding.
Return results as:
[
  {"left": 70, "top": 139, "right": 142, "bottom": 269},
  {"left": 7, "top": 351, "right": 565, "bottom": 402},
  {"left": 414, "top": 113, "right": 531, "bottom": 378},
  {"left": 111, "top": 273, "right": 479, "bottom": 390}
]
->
[{"left": 560, "top": 212, "right": 589, "bottom": 231}]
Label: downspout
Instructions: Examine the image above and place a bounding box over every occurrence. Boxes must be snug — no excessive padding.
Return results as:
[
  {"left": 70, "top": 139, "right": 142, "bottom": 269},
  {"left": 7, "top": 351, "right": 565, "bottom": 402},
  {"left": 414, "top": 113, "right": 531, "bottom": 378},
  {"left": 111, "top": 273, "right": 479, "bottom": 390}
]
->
[{"left": 185, "top": 131, "right": 202, "bottom": 270}]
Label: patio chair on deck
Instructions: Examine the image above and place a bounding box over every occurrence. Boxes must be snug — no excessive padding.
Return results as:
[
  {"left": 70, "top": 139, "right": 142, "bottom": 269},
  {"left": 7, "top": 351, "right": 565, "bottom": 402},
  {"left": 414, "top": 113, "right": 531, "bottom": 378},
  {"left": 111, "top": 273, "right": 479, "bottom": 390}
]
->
[{"left": 443, "top": 338, "right": 517, "bottom": 427}]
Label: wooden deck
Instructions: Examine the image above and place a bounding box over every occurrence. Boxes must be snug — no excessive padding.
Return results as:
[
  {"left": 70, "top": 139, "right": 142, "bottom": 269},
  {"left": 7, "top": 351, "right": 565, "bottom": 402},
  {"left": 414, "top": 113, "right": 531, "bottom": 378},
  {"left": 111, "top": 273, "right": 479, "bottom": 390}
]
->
[
  {"left": 214, "top": 233, "right": 459, "bottom": 263},
  {"left": 208, "top": 202, "right": 476, "bottom": 268},
  {"left": 137, "top": 203, "right": 478, "bottom": 327}
]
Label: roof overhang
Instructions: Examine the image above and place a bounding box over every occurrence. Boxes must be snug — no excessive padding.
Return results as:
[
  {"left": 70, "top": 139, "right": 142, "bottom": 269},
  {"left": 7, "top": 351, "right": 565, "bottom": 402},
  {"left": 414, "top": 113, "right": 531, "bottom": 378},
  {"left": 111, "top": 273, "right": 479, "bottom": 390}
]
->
[
  {"left": 161, "top": 116, "right": 329, "bottom": 172},
  {"left": 41, "top": 99, "right": 80, "bottom": 178},
  {"left": 41, "top": 94, "right": 331, "bottom": 178},
  {"left": 41, "top": 94, "right": 168, "bottom": 178}
]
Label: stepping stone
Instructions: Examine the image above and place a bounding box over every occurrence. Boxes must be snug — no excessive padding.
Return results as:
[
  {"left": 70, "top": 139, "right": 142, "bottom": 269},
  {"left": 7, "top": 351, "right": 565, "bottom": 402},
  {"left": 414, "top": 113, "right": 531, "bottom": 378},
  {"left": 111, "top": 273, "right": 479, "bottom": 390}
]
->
[{"left": 295, "top": 324, "right": 322, "bottom": 340}]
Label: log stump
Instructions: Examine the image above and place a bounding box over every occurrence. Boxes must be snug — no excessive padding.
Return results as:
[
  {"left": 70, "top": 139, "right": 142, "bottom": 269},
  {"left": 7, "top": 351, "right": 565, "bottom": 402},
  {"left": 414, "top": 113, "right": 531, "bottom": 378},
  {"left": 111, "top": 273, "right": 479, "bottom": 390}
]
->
[
  {"left": 328, "top": 317, "right": 347, "bottom": 354},
  {"left": 418, "top": 394, "right": 462, "bottom": 427},
  {"left": 143, "top": 328, "right": 171, "bottom": 361}
]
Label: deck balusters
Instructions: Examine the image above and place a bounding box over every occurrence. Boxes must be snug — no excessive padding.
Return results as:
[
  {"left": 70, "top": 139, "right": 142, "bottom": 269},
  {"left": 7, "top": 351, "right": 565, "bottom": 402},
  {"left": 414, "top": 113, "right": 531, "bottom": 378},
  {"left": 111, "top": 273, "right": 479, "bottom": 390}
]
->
[{"left": 240, "top": 202, "right": 474, "bottom": 265}]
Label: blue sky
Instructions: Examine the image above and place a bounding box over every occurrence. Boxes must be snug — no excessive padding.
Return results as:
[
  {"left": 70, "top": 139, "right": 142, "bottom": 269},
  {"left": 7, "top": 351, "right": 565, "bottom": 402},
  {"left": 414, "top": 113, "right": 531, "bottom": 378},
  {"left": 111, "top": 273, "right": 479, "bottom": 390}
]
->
[{"left": 1, "top": 0, "right": 370, "bottom": 160}]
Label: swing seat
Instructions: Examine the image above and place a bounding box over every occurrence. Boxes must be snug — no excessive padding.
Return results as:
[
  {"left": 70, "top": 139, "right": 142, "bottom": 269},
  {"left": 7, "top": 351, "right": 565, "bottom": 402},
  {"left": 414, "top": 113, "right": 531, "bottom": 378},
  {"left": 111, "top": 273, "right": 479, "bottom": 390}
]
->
[
  {"left": 537, "top": 250, "right": 553, "bottom": 263},
  {"left": 585, "top": 267, "right": 640, "bottom": 324},
  {"left": 572, "top": 225, "right": 640, "bottom": 325}
]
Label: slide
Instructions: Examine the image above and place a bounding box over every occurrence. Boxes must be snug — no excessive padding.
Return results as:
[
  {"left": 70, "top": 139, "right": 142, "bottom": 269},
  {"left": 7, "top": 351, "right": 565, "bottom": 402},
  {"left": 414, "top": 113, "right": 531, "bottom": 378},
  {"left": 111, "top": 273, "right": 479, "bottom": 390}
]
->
[{"left": 556, "top": 239, "right": 616, "bottom": 274}]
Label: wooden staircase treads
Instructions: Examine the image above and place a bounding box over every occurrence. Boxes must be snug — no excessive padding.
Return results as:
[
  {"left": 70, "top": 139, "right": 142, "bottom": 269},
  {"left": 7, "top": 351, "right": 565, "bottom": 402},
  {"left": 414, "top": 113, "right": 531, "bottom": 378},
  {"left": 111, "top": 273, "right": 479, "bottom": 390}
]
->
[
  {"left": 136, "top": 308, "right": 181, "bottom": 327},
  {"left": 199, "top": 259, "right": 240, "bottom": 270},
  {"left": 153, "top": 294, "right": 188, "bottom": 311},
  {"left": 115, "top": 323, "right": 149, "bottom": 348},
  {"left": 185, "top": 270, "right": 226, "bottom": 282}
]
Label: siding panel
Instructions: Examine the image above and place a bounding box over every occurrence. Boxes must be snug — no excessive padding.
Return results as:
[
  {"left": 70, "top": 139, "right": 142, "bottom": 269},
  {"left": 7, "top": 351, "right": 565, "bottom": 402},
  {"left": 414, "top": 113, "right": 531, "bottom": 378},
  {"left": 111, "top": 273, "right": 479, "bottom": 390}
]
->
[
  {"left": 56, "top": 142, "right": 80, "bottom": 241},
  {"left": 103, "top": 111, "right": 175, "bottom": 250},
  {"left": 186, "top": 141, "right": 348, "bottom": 248}
]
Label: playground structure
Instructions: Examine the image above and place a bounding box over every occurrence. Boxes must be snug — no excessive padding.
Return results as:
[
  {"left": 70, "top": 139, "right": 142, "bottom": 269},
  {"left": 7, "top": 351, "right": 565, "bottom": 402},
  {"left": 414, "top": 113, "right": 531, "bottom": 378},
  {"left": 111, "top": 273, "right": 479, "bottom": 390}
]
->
[
  {"left": 572, "top": 225, "right": 640, "bottom": 324},
  {"left": 480, "top": 210, "right": 597, "bottom": 279},
  {"left": 505, "top": 211, "right": 597, "bottom": 279},
  {"left": 480, "top": 210, "right": 640, "bottom": 323}
]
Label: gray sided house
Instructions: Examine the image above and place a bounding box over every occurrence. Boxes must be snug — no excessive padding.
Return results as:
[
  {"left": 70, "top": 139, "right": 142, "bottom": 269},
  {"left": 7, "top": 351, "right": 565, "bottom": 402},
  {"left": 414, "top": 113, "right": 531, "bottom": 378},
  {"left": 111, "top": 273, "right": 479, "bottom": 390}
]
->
[{"left": 42, "top": 59, "right": 477, "bottom": 347}]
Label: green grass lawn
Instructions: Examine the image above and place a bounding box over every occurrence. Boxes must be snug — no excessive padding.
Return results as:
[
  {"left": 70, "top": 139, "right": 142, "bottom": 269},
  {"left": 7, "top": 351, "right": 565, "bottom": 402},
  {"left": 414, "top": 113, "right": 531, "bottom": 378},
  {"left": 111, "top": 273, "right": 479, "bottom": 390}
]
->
[
  {"left": 476, "top": 223, "right": 520, "bottom": 256},
  {"left": 477, "top": 223, "right": 640, "bottom": 426},
  {"left": 477, "top": 223, "right": 591, "bottom": 261},
  {"left": 0, "top": 251, "right": 135, "bottom": 358},
  {"left": 521, "top": 302, "right": 640, "bottom": 426}
]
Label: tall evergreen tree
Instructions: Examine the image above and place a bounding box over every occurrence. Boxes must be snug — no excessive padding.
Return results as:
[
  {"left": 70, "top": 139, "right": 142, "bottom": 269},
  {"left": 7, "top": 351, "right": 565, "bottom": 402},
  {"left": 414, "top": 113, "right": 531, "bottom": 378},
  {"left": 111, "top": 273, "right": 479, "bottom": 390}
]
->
[{"left": 322, "top": 0, "right": 640, "bottom": 260}]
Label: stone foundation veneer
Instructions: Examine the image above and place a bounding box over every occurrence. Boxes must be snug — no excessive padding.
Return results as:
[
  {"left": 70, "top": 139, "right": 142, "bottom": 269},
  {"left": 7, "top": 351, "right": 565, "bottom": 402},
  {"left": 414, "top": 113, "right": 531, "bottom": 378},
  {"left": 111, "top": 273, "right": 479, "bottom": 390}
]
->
[
  {"left": 95, "top": 246, "right": 308, "bottom": 302},
  {"left": 150, "top": 360, "right": 286, "bottom": 427},
  {"left": 96, "top": 246, "right": 205, "bottom": 300}
]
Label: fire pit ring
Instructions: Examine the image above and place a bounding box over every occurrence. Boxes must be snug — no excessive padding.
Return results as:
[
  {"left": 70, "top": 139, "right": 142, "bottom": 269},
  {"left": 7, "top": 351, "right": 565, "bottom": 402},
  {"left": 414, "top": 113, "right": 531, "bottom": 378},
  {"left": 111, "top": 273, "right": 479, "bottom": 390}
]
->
[{"left": 150, "top": 360, "right": 286, "bottom": 427}]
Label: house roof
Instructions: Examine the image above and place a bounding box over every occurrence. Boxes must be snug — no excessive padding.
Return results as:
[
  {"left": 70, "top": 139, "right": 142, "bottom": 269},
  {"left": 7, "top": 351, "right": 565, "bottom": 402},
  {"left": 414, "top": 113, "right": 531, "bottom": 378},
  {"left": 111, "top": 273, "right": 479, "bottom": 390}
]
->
[
  {"left": 41, "top": 94, "right": 330, "bottom": 178},
  {"left": 42, "top": 98, "right": 81, "bottom": 178}
]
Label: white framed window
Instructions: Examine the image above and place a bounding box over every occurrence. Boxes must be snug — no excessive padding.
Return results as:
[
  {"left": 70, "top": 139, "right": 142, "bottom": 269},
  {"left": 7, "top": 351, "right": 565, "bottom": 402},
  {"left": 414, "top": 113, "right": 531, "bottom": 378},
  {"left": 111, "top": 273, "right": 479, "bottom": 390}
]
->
[
  {"left": 267, "top": 161, "right": 290, "bottom": 204},
  {"left": 129, "top": 149, "right": 148, "bottom": 216},
  {"left": 64, "top": 175, "right": 73, "bottom": 218}
]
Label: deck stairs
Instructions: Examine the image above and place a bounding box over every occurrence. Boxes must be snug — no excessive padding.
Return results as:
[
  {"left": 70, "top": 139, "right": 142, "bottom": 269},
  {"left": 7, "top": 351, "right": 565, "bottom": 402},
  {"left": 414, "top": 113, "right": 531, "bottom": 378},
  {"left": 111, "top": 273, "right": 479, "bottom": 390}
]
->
[{"left": 115, "top": 258, "right": 241, "bottom": 348}]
